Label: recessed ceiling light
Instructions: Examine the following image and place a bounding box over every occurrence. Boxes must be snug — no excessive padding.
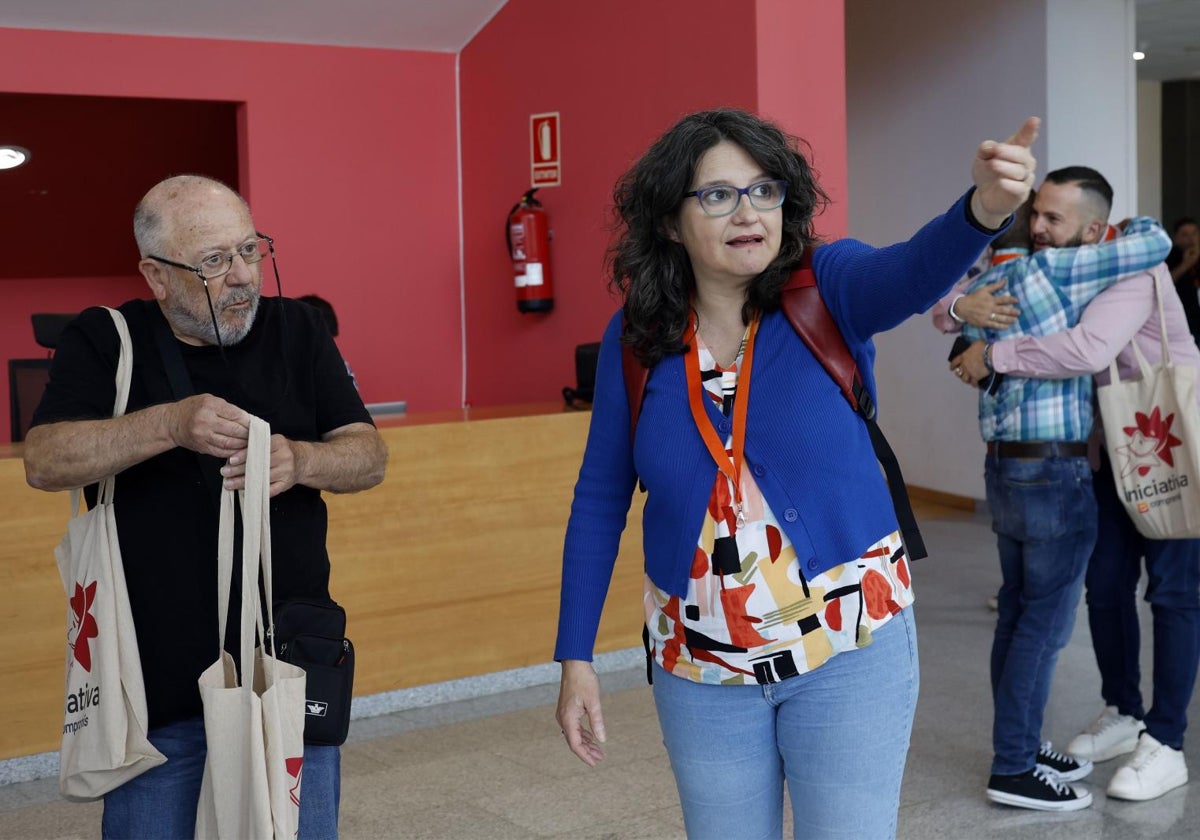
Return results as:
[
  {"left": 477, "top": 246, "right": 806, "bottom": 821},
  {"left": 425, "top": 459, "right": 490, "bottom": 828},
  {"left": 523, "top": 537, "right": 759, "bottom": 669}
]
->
[
  {"left": 0, "top": 146, "right": 30, "bottom": 170},
  {"left": 1133, "top": 50, "right": 1146, "bottom": 61}
]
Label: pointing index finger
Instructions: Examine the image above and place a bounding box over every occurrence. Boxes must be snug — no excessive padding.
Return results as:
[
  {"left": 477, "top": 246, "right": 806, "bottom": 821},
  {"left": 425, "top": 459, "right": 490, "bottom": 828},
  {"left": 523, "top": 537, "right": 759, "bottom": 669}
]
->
[{"left": 1005, "top": 116, "right": 1040, "bottom": 149}]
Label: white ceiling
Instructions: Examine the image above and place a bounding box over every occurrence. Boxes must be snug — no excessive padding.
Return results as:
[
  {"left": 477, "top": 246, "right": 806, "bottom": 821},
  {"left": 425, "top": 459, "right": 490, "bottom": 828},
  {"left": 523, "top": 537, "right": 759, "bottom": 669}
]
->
[
  {"left": 0, "top": 0, "right": 509, "bottom": 53},
  {"left": 0, "top": 1, "right": 1197, "bottom": 79}
]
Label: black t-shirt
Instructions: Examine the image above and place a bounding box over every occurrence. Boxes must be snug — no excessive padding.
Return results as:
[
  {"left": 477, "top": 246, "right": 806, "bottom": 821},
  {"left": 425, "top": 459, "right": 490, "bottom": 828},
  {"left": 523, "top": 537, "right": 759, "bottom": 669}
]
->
[{"left": 32, "top": 297, "right": 373, "bottom": 729}]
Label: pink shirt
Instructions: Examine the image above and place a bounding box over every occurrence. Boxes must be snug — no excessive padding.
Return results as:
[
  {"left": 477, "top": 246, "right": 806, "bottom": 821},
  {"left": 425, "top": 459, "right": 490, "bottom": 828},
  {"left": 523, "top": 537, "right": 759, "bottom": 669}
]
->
[{"left": 991, "top": 263, "right": 1200, "bottom": 409}]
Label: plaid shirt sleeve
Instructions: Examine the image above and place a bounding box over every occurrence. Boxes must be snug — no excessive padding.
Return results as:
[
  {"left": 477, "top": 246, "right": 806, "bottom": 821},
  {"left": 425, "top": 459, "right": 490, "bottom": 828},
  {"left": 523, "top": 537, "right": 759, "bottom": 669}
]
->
[
  {"left": 1033, "top": 216, "right": 1171, "bottom": 311},
  {"left": 965, "top": 217, "right": 1171, "bottom": 342}
]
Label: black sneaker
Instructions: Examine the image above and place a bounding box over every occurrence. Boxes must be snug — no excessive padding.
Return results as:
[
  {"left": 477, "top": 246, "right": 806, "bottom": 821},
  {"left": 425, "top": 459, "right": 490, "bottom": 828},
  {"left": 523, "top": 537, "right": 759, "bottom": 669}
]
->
[
  {"left": 987, "top": 766, "right": 1093, "bottom": 811},
  {"left": 1037, "top": 741, "right": 1093, "bottom": 782}
]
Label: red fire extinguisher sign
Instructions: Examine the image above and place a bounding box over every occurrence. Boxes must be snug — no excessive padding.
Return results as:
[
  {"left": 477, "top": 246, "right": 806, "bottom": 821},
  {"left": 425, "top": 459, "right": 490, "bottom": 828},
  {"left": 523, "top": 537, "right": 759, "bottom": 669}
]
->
[{"left": 531, "top": 112, "right": 561, "bottom": 188}]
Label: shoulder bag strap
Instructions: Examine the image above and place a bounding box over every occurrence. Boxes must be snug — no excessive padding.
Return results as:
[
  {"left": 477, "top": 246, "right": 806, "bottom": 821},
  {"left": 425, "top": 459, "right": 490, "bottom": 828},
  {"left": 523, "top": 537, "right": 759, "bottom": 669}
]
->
[
  {"left": 145, "top": 301, "right": 224, "bottom": 508},
  {"left": 70, "top": 308, "right": 134, "bottom": 516}
]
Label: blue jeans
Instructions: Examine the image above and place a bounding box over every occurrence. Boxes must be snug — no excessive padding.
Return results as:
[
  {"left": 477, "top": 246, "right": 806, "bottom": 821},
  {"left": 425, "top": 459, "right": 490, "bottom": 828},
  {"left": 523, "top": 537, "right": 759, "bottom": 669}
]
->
[
  {"left": 1088, "top": 453, "right": 1200, "bottom": 750},
  {"left": 101, "top": 716, "right": 341, "bottom": 839},
  {"left": 986, "top": 454, "right": 1096, "bottom": 776},
  {"left": 652, "top": 608, "right": 919, "bottom": 840}
]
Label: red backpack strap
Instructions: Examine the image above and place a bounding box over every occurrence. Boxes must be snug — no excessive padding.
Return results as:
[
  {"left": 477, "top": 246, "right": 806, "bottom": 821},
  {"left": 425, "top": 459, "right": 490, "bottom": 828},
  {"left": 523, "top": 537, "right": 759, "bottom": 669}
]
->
[
  {"left": 622, "top": 341, "right": 649, "bottom": 443},
  {"left": 780, "top": 250, "right": 926, "bottom": 561},
  {"left": 779, "top": 251, "right": 875, "bottom": 420},
  {"left": 621, "top": 341, "right": 650, "bottom": 493}
]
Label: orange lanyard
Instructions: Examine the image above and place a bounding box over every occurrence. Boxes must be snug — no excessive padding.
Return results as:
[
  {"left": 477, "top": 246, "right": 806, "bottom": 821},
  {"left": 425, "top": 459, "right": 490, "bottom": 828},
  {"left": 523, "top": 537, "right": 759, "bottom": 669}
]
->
[{"left": 684, "top": 311, "right": 759, "bottom": 527}]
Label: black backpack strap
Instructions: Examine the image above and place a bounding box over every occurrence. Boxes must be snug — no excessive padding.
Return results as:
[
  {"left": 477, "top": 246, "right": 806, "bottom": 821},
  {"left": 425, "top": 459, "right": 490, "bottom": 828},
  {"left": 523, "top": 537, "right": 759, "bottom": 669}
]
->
[
  {"left": 145, "top": 301, "right": 225, "bottom": 509},
  {"left": 147, "top": 300, "right": 194, "bottom": 400},
  {"left": 779, "top": 253, "right": 927, "bottom": 561}
]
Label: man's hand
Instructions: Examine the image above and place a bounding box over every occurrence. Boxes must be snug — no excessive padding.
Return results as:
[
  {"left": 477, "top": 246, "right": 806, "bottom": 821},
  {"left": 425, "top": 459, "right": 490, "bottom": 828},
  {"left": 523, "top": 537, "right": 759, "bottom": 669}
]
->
[
  {"left": 1182, "top": 243, "right": 1200, "bottom": 273},
  {"left": 222, "top": 423, "right": 385, "bottom": 497},
  {"left": 167, "top": 394, "right": 250, "bottom": 458},
  {"left": 954, "top": 280, "right": 1020, "bottom": 329},
  {"left": 971, "top": 117, "right": 1040, "bottom": 229},
  {"left": 1170, "top": 242, "right": 1200, "bottom": 283},
  {"left": 222, "top": 434, "right": 299, "bottom": 497},
  {"left": 949, "top": 340, "right": 991, "bottom": 386}
]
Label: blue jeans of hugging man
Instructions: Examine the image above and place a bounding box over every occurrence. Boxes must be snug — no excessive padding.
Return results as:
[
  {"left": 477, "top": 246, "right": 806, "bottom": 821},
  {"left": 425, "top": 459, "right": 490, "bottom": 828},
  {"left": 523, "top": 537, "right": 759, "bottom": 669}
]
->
[
  {"left": 652, "top": 607, "right": 919, "bottom": 840},
  {"left": 1089, "top": 453, "right": 1200, "bottom": 750},
  {"left": 101, "top": 716, "right": 340, "bottom": 839},
  {"left": 986, "top": 454, "right": 1096, "bottom": 776}
]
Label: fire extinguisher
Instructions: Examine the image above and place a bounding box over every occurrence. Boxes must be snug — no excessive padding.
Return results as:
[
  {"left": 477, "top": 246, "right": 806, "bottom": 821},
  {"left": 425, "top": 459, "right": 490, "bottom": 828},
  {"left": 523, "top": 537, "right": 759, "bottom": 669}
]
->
[{"left": 507, "top": 188, "right": 555, "bottom": 313}]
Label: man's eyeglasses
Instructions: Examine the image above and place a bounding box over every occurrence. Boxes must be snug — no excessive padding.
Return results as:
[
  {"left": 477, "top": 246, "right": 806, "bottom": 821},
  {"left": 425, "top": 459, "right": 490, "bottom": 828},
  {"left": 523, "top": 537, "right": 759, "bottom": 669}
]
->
[
  {"left": 146, "top": 232, "right": 282, "bottom": 352},
  {"left": 148, "top": 234, "right": 274, "bottom": 281},
  {"left": 683, "top": 180, "right": 788, "bottom": 218}
]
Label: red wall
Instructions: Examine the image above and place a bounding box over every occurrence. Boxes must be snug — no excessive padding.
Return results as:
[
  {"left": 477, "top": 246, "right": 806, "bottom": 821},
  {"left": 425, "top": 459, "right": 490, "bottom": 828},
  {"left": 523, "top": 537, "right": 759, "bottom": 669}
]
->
[
  {"left": 0, "top": 28, "right": 461, "bottom": 441},
  {"left": 756, "top": 0, "right": 848, "bottom": 240},
  {"left": 0, "top": 3, "right": 850, "bottom": 438},
  {"left": 459, "top": 0, "right": 848, "bottom": 407}
]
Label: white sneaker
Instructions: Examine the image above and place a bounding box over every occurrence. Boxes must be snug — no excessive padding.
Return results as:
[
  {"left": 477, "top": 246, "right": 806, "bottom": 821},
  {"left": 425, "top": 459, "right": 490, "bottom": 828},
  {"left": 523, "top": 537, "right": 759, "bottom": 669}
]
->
[
  {"left": 1067, "top": 706, "right": 1145, "bottom": 762},
  {"left": 1107, "top": 733, "right": 1188, "bottom": 801}
]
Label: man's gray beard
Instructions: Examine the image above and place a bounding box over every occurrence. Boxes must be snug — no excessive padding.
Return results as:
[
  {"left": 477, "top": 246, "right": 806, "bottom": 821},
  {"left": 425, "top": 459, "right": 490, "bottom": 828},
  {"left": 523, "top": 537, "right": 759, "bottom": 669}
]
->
[{"left": 166, "top": 289, "right": 260, "bottom": 346}]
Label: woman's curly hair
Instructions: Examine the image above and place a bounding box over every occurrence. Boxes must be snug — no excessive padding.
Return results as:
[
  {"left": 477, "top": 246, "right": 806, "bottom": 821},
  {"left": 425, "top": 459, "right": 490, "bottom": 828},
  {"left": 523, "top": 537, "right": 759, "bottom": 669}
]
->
[{"left": 608, "top": 108, "right": 829, "bottom": 367}]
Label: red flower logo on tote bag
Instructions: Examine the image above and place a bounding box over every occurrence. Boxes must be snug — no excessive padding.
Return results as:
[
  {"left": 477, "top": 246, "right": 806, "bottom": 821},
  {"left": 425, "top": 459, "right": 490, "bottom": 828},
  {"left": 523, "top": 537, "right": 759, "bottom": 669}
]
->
[
  {"left": 1118, "top": 407, "right": 1183, "bottom": 477},
  {"left": 68, "top": 581, "right": 100, "bottom": 672},
  {"left": 286, "top": 756, "right": 304, "bottom": 807}
]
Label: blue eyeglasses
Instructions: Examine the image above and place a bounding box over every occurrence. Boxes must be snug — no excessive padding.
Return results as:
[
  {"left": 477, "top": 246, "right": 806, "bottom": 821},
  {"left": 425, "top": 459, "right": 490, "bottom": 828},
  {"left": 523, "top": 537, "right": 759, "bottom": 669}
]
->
[{"left": 683, "top": 179, "right": 788, "bottom": 217}]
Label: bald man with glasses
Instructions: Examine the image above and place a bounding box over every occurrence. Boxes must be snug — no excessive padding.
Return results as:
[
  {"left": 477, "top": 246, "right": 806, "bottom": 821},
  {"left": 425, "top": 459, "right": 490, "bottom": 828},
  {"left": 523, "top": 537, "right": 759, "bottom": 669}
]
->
[{"left": 24, "top": 175, "right": 386, "bottom": 839}]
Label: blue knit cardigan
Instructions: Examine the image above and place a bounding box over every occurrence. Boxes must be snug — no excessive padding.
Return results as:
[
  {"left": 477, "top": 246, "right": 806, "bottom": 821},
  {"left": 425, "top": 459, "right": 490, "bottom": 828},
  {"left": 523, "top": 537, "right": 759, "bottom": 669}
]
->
[{"left": 554, "top": 190, "right": 999, "bottom": 661}]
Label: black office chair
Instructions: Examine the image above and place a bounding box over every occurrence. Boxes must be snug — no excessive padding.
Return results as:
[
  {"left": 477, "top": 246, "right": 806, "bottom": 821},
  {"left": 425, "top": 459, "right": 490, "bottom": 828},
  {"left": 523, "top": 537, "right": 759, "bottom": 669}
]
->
[
  {"left": 562, "top": 342, "right": 601, "bottom": 408},
  {"left": 8, "top": 312, "right": 77, "bottom": 442},
  {"left": 9, "top": 358, "right": 53, "bottom": 442}
]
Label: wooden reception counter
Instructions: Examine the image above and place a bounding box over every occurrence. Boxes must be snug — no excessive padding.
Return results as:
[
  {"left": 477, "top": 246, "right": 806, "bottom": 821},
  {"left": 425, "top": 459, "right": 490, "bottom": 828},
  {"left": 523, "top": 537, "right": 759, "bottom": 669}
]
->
[{"left": 0, "top": 403, "right": 646, "bottom": 761}]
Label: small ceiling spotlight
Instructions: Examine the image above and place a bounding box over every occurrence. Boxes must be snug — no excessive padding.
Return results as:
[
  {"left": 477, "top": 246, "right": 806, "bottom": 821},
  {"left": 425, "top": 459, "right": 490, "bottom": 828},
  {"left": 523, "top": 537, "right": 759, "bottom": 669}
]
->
[
  {"left": 0, "top": 146, "right": 30, "bottom": 169},
  {"left": 1133, "top": 50, "right": 1146, "bottom": 61}
]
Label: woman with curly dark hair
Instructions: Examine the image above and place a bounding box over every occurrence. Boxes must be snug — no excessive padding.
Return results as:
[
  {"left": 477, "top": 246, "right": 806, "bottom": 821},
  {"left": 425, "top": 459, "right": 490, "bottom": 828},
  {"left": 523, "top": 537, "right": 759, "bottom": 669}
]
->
[{"left": 554, "top": 108, "right": 1038, "bottom": 838}]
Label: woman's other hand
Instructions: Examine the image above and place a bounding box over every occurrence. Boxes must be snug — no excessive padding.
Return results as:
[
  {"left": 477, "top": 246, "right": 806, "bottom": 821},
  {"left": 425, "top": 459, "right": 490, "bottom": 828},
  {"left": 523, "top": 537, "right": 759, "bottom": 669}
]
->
[
  {"left": 971, "top": 117, "right": 1040, "bottom": 229},
  {"left": 556, "top": 659, "right": 607, "bottom": 766}
]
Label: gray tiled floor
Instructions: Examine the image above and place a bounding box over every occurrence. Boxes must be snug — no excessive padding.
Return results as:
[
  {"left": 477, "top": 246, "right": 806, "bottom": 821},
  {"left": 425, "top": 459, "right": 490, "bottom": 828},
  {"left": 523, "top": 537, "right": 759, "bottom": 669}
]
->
[{"left": 2, "top": 508, "right": 1198, "bottom": 838}]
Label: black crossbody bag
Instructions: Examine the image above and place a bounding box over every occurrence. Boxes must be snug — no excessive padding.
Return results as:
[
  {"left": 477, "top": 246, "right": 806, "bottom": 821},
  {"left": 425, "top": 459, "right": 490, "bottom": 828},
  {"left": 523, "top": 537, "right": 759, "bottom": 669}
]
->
[
  {"left": 268, "top": 599, "right": 355, "bottom": 746},
  {"left": 147, "top": 301, "right": 355, "bottom": 745}
]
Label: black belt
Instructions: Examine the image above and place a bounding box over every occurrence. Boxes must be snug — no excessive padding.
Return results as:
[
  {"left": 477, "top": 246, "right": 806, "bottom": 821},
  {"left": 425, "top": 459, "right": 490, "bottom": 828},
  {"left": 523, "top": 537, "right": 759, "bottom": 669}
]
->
[{"left": 986, "top": 440, "right": 1088, "bottom": 459}]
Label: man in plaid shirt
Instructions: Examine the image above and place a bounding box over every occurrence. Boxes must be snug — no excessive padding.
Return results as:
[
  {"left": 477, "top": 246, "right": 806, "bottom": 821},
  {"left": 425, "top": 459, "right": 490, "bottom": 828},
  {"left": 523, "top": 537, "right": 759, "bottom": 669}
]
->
[{"left": 948, "top": 166, "right": 1171, "bottom": 812}]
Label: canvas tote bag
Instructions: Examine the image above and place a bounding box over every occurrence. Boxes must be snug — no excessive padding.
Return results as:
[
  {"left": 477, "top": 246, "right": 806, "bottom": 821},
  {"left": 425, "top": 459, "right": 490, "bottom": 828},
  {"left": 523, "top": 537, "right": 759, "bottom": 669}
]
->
[
  {"left": 55, "top": 306, "right": 166, "bottom": 800},
  {"left": 1097, "top": 273, "right": 1200, "bottom": 538},
  {"left": 195, "top": 416, "right": 307, "bottom": 839}
]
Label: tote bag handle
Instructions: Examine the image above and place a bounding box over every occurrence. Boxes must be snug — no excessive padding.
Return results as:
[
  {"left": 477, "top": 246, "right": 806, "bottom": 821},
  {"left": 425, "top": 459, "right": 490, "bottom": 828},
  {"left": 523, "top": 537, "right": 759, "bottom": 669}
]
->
[
  {"left": 214, "top": 416, "right": 275, "bottom": 678},
  {"left": 1108, "top": 272, "right": 1173, "bottom": 386}
]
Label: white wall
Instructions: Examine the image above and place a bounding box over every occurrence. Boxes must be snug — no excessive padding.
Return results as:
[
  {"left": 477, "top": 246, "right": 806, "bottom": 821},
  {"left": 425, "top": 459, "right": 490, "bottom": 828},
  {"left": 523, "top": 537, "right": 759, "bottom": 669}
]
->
[
  {"left": 845, "top": 0, "right": 1049, "bottom": 498},
  {"left": 845, "top": 0, "right": 1138, "bottom": 499},
  {"left": 1046, "top": 0, "right": 1139, "bottom": 217},
  {"left": 1137, "top": 79, "right": 1162, "bottom": 220}
]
